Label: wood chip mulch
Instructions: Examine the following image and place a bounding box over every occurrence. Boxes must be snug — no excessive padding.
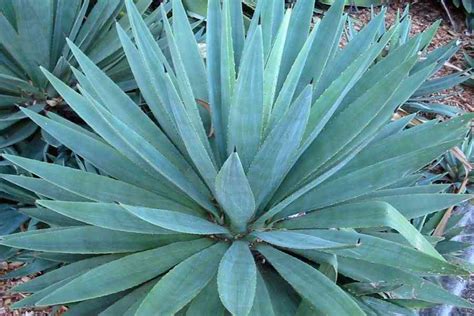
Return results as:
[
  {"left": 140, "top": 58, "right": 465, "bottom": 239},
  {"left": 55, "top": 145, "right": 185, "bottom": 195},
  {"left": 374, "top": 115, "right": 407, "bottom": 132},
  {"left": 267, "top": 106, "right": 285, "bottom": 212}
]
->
[{"left": 0, "top": 262, "right": 52, "bottom": 316}]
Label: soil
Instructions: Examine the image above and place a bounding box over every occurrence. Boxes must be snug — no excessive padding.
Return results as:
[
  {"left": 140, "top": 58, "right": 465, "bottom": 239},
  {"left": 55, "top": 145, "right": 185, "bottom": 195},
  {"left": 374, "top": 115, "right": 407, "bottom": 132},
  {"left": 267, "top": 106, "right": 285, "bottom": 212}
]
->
[
  {"left": 0, "top": 0, "right": 473, "bottom": 315},
  {"left": 0, "top": 262, "right": 52, "bottom": 316}
]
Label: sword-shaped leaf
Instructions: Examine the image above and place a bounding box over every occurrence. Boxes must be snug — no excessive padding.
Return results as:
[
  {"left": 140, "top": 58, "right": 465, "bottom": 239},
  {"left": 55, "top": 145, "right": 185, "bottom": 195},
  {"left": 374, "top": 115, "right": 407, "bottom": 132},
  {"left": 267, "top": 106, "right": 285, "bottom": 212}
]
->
[
  {"left": 227, "top": 27, "right": 264, "bottom": 169},
  {"left": 257, "top": 245, "right": 365, "bottom": 315},
  {"left": 38, "top": 200, "right": 173, "bottom": 235},
  {"left": 136, "top": 242, "right": 228, "bottom": 315},
  {"left": 215, "top": 152, "right": 255, "bottom": 233},
  {"left": 2, "top": 154, "right": 189, "bottom": 213},
  {"left": 0, "top": 226, "right": 191, "bottom": 254},
  {"left": 217, "top": 241, "right": 256, "bottom": 316},
  {"left": 123, "top": 205, "right": 229, "bottom": 235},
  {"left": 252, "top": 231, "right": 348, "bottom": 250},
  {"left": 249, "top": 85, "right": 311, "bottom": 211},
  {"left": 294, "top": 230, "right": 468, "bottom": 276},
  {"left": 278, "top": 201, "right": 443, "bottom": 259},
  {"left": 37, "top": 239, "right": 214, "bottom": 305}
]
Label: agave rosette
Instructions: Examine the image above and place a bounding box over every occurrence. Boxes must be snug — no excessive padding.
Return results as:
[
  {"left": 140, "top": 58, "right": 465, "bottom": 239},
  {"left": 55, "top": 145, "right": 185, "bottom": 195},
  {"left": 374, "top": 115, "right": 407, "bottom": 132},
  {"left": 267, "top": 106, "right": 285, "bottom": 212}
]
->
[
  {"left": 0, "top": 0, "right": 170, "bottom": 148},
  {"left": 1, "top": 0, "right": 473, "bottom": 314}
]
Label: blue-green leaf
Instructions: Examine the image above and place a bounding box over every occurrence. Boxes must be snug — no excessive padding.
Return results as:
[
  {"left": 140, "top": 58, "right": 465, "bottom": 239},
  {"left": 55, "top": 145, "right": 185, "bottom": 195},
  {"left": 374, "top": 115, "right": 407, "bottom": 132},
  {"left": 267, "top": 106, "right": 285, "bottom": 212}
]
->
[
  {"left": 217, "top": 241, "right": 256, "bottom": 316},
  {"left": 215, "top": 153, "right": 255, "bottom": 233},
  {"left": 123, "top": 205, "right": 229, "bottom": 235}
]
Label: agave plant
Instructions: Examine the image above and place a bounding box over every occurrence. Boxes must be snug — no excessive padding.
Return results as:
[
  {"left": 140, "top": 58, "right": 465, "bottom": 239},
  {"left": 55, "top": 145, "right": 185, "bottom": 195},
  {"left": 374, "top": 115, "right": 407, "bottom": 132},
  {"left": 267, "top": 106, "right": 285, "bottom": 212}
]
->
[
  {"left": 1, "top": 0, "right": 473, "bottom": 314},
  {"left": 439, "top": 131, "right": 474, "bottom": 193},
  {"left": 0, "top": 0, "right": 169, "bottom": 149},
  {"left": 0, "top": 135, "right": 50, "bottom": 263}
]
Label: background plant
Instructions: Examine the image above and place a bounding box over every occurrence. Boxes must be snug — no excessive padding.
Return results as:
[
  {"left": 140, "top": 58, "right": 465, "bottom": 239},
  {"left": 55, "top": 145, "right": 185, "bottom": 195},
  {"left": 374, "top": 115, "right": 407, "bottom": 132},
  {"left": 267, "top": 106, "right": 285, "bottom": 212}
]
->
[
  {"left": 444, "top": 0, "right": 473, "bottom": 32},
  {"left": 0, "top": 0, "right": 165, "bottom": 147},
  {"left": 463, "top": 51, "right": 474, "bottom": 87},
  {"left": 0, "top": 0, "right": 473, "bottom": 315}
]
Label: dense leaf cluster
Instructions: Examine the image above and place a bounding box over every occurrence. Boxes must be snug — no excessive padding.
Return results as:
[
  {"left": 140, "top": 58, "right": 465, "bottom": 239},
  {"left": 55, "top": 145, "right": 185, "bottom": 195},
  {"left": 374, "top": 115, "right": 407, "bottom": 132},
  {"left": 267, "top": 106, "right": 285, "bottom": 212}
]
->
[{"left": 0, "top": 0, "right": 472, "bottom": 315}]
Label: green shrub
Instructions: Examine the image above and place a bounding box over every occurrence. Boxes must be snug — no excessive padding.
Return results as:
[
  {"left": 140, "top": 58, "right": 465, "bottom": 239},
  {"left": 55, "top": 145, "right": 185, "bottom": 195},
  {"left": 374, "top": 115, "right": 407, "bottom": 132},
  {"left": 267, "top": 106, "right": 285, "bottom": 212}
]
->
[{"left": 1, "top": 0, "right": 473, "bottom": 314}]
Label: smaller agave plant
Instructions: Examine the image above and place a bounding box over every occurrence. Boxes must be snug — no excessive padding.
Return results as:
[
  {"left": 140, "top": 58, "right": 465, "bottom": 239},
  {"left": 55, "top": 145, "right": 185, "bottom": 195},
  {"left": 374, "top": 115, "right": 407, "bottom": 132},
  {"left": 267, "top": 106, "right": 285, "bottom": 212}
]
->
[
  {"left": 0, "top": 0, "right": 167, "bottom": 149},
  {"left": 439, "top": 131, "right": 474, "bottom": 193},
  {"left": 1, "top": 0, "right": 473, "bottom": 315}
]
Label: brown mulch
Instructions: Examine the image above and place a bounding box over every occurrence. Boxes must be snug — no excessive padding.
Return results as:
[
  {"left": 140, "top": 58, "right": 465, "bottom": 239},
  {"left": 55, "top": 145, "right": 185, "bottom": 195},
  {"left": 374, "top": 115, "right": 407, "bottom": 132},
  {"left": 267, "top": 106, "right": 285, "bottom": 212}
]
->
[
  {"left": 0, "top": 1, "right": 473, "bottom": 315},
  {"left": 0, "top": 262, "right": 52, "bottom": 316}
]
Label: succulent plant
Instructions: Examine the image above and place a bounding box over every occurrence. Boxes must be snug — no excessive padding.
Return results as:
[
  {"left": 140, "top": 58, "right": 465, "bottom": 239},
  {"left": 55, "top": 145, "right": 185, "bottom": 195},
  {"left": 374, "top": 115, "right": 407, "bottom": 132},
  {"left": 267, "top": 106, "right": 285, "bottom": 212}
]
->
[
  {"left": 1, "top": 0, "right": 473, "bottom": 314},
  {"left": 439, "top": 131, "right": 474, "bottom": 192},
  {"left": 0, "top": 0, "right": 167, "bottom": 149}
]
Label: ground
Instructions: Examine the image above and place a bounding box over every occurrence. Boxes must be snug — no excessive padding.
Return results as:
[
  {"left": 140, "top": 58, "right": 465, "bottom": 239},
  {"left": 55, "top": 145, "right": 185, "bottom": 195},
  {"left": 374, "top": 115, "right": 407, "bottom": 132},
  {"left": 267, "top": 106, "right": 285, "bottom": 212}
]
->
[{"left": 1, "top": 0, "right": 473, "bottom": 315}]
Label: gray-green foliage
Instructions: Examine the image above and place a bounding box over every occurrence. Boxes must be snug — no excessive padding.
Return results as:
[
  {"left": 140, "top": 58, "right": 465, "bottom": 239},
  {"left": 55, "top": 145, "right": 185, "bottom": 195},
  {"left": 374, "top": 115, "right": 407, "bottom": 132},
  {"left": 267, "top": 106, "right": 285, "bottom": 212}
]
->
[
  {"left": 0, "top": 0, "right": 167, "bottom": 149},
  {"left": 348, "top": 5, "right": 470, "bottom": 118},
  {"left": 0, "top": 0, "right": 172, "bottom": 259},
  {"left": 1, "top": 0, "right": 473, "bottom": 315},
  {"left": 438, "top": 130, "right": 474, "bottom": 193}
]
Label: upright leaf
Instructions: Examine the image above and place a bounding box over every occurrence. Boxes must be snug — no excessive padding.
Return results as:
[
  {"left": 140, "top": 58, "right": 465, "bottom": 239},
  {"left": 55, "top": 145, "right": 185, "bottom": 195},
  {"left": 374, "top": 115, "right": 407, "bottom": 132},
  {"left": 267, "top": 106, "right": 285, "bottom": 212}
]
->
[
  {"left": 215, "top": 153, "right": 256, "bottom": 233},
  {"left": 227, "top": 27, "right": 264, "bottom": 169},
  {"left": 248, "top": 86, "right": 312, "bottom": 211}
]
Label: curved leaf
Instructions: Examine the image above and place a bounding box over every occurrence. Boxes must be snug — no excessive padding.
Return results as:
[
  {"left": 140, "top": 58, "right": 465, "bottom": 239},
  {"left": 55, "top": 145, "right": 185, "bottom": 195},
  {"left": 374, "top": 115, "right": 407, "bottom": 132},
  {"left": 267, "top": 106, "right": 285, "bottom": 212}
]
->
[{"left": 279, "top": 201, "right": 443, "bottom": 259}]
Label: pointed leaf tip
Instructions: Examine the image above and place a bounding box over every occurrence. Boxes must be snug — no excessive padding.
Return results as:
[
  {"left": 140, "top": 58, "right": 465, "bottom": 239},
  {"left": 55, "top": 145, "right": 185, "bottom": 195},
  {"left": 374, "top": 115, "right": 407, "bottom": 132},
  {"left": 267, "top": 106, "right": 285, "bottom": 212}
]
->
[{"left": 215, "top": 153, "right": 256, "bottom": 233}]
